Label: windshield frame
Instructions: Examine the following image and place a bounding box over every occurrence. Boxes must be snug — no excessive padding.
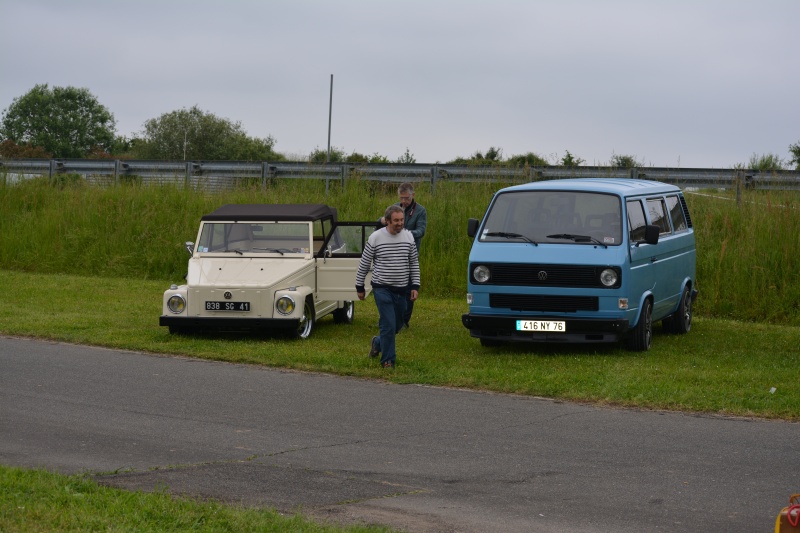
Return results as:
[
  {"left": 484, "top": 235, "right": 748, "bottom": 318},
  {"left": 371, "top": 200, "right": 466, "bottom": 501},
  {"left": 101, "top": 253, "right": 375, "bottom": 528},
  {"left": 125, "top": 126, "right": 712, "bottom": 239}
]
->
[
  {"left": 478, "top": 190, "right": 623, "bottom": 246},
  {"left": 194, "top": 221, "right": 314, "bottom": 256}
]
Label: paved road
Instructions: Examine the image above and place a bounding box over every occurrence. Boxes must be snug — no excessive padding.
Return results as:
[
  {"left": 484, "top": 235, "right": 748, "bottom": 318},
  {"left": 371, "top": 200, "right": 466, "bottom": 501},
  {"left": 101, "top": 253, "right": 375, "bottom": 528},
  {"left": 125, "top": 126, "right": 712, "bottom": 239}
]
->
[{"left": 1, "top": 336, "right": 798, "bottom": 532}]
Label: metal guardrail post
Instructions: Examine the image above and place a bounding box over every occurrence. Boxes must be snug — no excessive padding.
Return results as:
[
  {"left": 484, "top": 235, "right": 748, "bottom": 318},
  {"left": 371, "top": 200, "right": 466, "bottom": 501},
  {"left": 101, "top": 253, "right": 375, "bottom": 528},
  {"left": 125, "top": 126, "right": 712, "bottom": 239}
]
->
[
  {"left": 114, "top": 160, "right": 121, "bottom": 185},
  {"left": 431, "top": 166, "right": 438, "bottom": 196}
]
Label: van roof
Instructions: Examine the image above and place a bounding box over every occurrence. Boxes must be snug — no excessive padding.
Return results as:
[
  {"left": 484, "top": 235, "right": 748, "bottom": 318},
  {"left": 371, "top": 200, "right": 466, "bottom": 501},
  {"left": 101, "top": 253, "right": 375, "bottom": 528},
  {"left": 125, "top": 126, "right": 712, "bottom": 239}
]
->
[{"left": 499, "top": 178, "right": 682, "bottom": 197}]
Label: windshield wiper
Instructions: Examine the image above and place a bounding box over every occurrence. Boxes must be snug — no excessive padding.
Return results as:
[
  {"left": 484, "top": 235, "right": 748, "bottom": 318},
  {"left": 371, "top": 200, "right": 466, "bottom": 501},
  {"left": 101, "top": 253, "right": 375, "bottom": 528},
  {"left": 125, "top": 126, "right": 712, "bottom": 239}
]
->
[
  {"left": 484, "top": 231, "right": 538, "bottom": 246},
  {"left": 252, "top": 247, "right": 293, "bottom": 255},
  {"left": 224, "top": 248, "right": 245, "bottom": 255},
  {"left": 546, "top": 233, "right": 607, "bottom": 248}
]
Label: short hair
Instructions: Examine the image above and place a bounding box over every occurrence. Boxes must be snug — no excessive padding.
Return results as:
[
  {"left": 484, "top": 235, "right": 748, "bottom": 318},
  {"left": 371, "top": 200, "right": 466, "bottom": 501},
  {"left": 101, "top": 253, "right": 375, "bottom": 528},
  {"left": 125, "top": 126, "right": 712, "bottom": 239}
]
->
[
  {"left": 385, "top": 204, "right": 404, "bottom": 222},
  {"left": 398, "top": 182, "right": 414, "bottom": 196}
]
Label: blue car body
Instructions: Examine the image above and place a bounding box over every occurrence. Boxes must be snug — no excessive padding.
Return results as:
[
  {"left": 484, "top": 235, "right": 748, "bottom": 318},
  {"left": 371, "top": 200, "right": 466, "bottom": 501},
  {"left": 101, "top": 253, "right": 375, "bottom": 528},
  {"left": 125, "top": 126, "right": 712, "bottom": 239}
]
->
[{"left": 461, "top": 178, "right": 697, "bottom": 351}]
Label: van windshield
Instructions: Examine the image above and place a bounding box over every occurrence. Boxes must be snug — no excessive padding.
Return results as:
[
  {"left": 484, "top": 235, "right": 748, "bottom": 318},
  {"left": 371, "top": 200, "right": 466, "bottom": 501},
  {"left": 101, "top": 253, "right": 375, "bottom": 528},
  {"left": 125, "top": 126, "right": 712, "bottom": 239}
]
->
[{"left": 479, "top": 191, "right": 622, "bottom": 246}]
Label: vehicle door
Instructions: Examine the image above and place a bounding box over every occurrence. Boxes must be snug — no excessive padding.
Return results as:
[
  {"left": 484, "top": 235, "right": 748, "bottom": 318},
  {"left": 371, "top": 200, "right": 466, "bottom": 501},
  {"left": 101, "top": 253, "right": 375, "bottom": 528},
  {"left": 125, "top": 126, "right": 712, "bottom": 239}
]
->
[
  {"left": 644, "top": 195, "right": 685, "bottom": 318},
  {"left": 315, "top": 221, "right": 376, "bottom": 300},
  {"left": 627, "top": 198, "right": 658, "bottom": 319}
]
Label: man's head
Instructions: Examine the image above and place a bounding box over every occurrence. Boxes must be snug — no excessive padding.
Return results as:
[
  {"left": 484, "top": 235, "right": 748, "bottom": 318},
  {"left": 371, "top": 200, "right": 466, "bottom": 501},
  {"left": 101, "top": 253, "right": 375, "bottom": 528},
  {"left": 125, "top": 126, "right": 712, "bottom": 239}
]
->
[
  {"left": 384, "top": 205, "right": 405, "bottom": 235},
  {"left": 398, "top": 182, "right": 414, "bottom": 209}
]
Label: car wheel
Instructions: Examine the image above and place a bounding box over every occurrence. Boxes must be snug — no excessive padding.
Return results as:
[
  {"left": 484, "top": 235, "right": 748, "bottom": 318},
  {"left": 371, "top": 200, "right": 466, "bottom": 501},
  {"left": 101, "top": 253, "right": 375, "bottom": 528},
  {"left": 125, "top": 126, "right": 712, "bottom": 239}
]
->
[
  {"left": 480, "top": 338, "right": 502, "bottom": 347},
  {"left": 333, "top": 301, "right": 354, "bottom": 324},
  {"left": 295, "top": 298, "right": 315, "bottom": 339},
  {"left": 626, "top": 298, "right": 653, "bottom": 351},
  {"left": 663, "top": 285, "right": 692, "bottom": 334}
]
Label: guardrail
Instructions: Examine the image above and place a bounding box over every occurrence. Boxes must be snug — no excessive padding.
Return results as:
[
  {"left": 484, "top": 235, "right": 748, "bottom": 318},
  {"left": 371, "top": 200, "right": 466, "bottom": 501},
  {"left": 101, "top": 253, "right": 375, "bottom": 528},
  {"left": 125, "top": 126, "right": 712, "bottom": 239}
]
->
[{"left": 1, "top": 158, "right": 799, "bottom": 193}]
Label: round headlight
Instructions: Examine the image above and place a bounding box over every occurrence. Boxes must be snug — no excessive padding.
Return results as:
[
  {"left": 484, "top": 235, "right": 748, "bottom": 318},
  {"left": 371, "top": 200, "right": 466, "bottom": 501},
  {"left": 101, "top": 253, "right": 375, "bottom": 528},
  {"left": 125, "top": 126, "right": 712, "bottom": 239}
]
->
[
  {"left": 473, "top": 265, "right": 491, "bottom": 283},
  {"left": 167, "top": 294, "right": 186, "bottom": 314},
  {"left": 600, "top": 268, "right": 619, "bottom": 287},
  {"left": 276, "top": 295, "right": 296, "bottom": 315}
]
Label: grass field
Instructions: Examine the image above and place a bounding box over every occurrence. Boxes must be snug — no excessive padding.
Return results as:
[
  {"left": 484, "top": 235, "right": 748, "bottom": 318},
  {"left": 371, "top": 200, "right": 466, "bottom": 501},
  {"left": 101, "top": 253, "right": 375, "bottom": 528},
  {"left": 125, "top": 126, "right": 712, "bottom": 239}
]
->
[
  {"left": 1, "top": 177, "right": 798, "bottom": 532},
  {"left": 2, "top": 269, "right": 797, "bottom": 421}
]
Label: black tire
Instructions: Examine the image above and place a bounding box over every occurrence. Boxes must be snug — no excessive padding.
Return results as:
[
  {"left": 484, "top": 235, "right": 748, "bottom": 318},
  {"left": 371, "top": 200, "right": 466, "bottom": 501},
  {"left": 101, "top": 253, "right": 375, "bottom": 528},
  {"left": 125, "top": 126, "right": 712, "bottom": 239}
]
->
[
  {"left": 333, "top": 301, "right": 354, "bottom": 324},
  {"left": 626, "top": 298, "right": 653, "bottom": 351},
  {"left": 663, "top": 285, "right": 692, "bottom": 334},
  {"left": 295, "top": 298, "right": 315, "bottom": 339},
  {"left": 480, "top": 338, "right": 502, "bottom": 347}
]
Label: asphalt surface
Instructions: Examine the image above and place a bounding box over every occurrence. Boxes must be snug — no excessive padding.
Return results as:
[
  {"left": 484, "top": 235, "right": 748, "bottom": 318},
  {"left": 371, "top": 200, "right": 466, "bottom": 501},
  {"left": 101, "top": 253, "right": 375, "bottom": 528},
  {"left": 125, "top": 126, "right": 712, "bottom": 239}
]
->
[{"left": 1, "top": 335, "right": 798, "bottom": 532}]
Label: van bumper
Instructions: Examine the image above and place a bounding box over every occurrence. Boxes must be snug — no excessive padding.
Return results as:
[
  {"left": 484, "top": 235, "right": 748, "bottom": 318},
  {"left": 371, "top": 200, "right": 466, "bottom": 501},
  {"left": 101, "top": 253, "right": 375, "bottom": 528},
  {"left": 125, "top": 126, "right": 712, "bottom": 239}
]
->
[
  {"left": 461, "top": 313, "right": 629, "bottom": 344},
  {"left": 160, "top": 315, "right": 299, "bottom": 331}
]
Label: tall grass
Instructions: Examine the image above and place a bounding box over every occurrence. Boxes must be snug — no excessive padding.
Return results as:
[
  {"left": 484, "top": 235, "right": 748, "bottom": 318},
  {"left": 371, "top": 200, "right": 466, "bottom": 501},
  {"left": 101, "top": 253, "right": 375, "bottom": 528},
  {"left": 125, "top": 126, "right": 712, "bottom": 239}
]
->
[{"left": 0, "top": 176, "right": 797, "bottom": 324}]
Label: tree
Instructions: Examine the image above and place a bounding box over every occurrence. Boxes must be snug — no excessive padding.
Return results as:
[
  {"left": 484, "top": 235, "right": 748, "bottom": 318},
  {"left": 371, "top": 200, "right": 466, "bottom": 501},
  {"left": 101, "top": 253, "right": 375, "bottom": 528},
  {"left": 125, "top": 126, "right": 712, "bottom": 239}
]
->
[
  {"left": 0, "top": 84, "right": 116, "bottom": 158},
  {"left": 507, "top": 152, "right": 549, "bottom": 167},
  {"left": 790, "top": 141, "right": 800, "bottom": 170},
  {"left": 747, "top": 152, "right": 784, "bottom": 171},
  {"left": 133, "top": 106, "right": 281, "bottom": 161},
  {"left": 395, "top": 148, "right": 416, "bottom": 164},
  {"left": 449, "top": 146, "right": 504, "bottom": 165},
  {"left": 308, "top": 146, "right": 346, "bottom": 163},
  {"left": 560, "top": 150, "right": 585, "bottom": 167},
  {"left": 0, "top": 139, "right": 52, "bottom": 158},
  {"left": 610, "top": 153, "right": 644, "bottom": 168}
]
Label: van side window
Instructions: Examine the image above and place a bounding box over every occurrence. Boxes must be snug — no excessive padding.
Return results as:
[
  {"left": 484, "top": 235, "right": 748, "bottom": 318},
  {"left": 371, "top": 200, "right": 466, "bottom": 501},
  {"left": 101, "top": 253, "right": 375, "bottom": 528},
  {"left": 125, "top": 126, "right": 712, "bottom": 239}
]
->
[
  {"left": 666, "top": 195, "right": 687, "bottom": 233},
  {"left": 646, "top": 198, "right": 671, "bottom": 235},
  {"left": 627, "top": 200, "right": 647, "bottom": 242}
]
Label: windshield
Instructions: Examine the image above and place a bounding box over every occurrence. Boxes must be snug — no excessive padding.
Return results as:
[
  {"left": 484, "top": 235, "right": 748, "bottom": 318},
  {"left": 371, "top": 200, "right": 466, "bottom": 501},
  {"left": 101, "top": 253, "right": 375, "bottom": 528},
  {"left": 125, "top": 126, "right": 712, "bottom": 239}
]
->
[
  {"left": 196, "top": 222, "right": 312, "bottom": 254},
  {"left": 479, "top": 191, "right": 622, "bottom": 246}
]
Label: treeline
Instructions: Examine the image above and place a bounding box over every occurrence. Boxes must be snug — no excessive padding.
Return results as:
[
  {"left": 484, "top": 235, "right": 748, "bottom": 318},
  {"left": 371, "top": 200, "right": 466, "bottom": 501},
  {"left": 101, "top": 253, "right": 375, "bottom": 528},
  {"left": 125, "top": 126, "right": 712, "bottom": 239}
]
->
[{"left": 2, "top": 84, "right": 800, "bottom": 170}]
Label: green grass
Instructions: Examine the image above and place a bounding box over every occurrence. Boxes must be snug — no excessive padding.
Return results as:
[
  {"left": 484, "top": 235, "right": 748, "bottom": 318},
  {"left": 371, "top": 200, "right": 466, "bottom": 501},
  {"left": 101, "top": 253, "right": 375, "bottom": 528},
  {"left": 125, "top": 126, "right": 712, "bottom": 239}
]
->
[
  {"left": 1, "top": 177, "right": 797, "bottom": 323},
  {"left": 0, "top": 465, "right": 390, "bottom": 532},
  {"left": 2, "top": 179, "right": 799, "bottom": 531},
  {"left": 2, "top": 269, "right": 797, "bottom": 420}
]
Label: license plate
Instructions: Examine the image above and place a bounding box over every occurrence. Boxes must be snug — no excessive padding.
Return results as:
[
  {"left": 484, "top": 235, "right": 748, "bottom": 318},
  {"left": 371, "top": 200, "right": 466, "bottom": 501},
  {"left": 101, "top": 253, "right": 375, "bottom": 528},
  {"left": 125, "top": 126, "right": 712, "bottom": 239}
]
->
[
  {"left": 205, "top": 301, "right": 251, "bottom": 312},
  {"left": 516, "top": 320, "right": 565, "bottom": 332}
]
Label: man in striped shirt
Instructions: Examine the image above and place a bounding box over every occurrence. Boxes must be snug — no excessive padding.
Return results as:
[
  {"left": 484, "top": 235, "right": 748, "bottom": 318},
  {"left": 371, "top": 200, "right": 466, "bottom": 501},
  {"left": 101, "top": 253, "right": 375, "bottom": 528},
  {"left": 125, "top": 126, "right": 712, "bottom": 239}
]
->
[{"left": 356, "top": 205, "right": 421, "bottom": 368}]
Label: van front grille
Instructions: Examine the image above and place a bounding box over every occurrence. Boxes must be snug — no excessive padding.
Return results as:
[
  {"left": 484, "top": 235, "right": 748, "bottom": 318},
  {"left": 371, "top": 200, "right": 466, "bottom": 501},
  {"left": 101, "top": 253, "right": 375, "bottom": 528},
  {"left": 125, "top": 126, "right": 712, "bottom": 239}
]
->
[
  {"left": 472, "top": 263, "right": 617, "bottom": 288},
  {"left": 490, "top": 294, "right": 599, "bottom": 312}
]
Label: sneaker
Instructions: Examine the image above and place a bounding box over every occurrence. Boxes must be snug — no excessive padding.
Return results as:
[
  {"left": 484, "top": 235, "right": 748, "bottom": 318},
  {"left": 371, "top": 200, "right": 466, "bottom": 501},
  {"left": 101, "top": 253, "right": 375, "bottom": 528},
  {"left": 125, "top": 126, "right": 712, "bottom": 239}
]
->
[
  {"left": 382, "top": 361, "right": 395, "bottom": 369},
  {"left": 368, "top": 336, "right": 380, "bottom": 358}
]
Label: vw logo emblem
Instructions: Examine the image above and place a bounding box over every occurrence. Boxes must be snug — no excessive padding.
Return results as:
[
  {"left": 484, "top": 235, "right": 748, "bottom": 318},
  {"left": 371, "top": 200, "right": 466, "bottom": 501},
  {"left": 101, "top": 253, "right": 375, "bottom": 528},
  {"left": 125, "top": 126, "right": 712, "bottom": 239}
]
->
[
  {"left": 224, "top": 291, "right": 233, "bottom": 300},
  {"left": 537, "top": 271, "right": 548, "bottom": 281}
]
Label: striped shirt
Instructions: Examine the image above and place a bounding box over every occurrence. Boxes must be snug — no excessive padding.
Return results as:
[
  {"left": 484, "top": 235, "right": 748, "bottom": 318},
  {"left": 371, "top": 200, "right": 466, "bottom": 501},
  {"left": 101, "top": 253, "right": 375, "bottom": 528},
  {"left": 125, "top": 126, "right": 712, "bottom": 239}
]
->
[{"left": 355, "top": 227, "right": 420, "bottom": 293}]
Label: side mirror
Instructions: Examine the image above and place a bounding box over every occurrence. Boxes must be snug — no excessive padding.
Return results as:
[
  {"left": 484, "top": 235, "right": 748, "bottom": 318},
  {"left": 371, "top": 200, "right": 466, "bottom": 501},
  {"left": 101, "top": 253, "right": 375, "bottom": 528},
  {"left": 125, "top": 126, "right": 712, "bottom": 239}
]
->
[
  {"left": 644, "top": 225, "right": 659, "bottom": 245},
  {"left": 185, "top": 241, "right": 195, "bottom": 255},
  {"left": 467, "top": 218, "right": 480, "bottom": 238}
]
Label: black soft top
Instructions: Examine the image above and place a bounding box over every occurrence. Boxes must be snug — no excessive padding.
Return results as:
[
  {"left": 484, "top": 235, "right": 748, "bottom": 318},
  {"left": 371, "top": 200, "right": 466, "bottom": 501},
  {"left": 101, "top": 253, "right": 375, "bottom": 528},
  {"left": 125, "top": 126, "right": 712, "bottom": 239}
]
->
[{"left": 201, "top": 204, "right": 338, "bottom": 222}]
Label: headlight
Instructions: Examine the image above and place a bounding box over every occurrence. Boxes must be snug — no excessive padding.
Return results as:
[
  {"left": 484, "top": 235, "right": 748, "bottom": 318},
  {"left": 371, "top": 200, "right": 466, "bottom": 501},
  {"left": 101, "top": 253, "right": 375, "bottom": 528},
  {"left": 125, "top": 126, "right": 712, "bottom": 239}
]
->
[
  {"left": 600, "top": 268, "right": 619, "bottom": 287},
  {"left": 473, "top": 265, "right": 491, "bottom": 283},
  {"left": 276, "top": 296, "right": 295, "bottom": 315},
  {"left": 167, "top": 294, "right": 186, "bottom": 314}
]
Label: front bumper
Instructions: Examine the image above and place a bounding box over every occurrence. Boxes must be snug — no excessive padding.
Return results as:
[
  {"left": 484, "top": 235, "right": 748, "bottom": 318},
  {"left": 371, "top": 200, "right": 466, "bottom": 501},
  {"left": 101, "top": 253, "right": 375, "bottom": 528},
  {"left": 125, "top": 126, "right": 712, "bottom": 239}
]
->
[
  {"left": 461, "top": 313, "right": 629, "bottom": 343},
  {"left": 160, "top": 315, "right": 300, "bottom": 331}
]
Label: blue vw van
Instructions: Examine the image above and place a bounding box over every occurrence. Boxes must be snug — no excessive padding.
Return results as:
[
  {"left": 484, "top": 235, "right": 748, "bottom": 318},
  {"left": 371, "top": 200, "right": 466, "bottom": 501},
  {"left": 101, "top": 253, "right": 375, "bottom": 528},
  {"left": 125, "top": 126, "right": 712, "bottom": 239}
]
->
[{"left": 461, "top": 178, "right": 697, "bottom": 351}]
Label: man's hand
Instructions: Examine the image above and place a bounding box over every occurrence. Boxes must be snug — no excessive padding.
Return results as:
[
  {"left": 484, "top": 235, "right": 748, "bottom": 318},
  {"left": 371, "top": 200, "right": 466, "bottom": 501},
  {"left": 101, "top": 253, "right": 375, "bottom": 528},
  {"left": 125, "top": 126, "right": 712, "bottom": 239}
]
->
[
  {"left": 357, "top": 291, "right": 366, "bottom": 301},
  {"left": 409, "top": 290, "right": 418, "bottom": 301}
]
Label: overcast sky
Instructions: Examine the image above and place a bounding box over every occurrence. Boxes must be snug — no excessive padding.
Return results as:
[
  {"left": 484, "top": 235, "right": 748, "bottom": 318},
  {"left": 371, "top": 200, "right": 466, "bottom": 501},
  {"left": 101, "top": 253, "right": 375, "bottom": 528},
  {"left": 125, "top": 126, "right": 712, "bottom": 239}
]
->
[{"left": 2, "top": 0, "right": 798, "bottom": 167}]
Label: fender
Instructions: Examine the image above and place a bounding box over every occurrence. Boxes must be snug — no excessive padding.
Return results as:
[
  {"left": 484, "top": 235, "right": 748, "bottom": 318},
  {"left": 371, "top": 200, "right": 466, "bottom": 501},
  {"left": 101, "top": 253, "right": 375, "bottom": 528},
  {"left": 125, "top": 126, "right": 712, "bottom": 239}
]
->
[{"left": 273, "top": 286, "right": 314, "bottom": 319}]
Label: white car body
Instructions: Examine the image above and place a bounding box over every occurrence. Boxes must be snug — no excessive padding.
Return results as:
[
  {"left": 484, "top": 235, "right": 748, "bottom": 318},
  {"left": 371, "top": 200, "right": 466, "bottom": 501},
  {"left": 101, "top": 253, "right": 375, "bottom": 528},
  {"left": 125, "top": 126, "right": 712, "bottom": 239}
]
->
[{"left": 160, "top": 203, "right": 374, "bottom": 339}]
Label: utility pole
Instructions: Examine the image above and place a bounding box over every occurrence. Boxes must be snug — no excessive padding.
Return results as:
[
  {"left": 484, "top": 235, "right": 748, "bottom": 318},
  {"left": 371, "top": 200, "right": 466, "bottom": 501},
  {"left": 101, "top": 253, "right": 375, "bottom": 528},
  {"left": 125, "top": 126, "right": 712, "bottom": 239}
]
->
[{"left": 326, "top": 74, "right": 333, "bottom": 163}]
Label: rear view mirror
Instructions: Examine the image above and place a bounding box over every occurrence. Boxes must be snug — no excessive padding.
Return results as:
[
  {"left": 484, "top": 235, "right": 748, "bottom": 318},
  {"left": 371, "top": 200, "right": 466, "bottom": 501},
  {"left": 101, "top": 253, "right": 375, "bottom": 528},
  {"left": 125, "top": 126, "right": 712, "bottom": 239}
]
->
[
  {"left": 644, "top": 225, "right": 659, "bottom": 245},
  {"left": 467, "top": 218, "right": 480, "bottom": 238}
]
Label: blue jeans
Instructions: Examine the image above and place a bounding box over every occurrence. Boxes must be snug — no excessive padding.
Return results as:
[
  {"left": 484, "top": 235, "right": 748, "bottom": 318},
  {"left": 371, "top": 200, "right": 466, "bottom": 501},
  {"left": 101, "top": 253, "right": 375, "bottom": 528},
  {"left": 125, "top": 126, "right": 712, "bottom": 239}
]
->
[{"left": 373, "top": 287, "right": 407, "bottom": 365}]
